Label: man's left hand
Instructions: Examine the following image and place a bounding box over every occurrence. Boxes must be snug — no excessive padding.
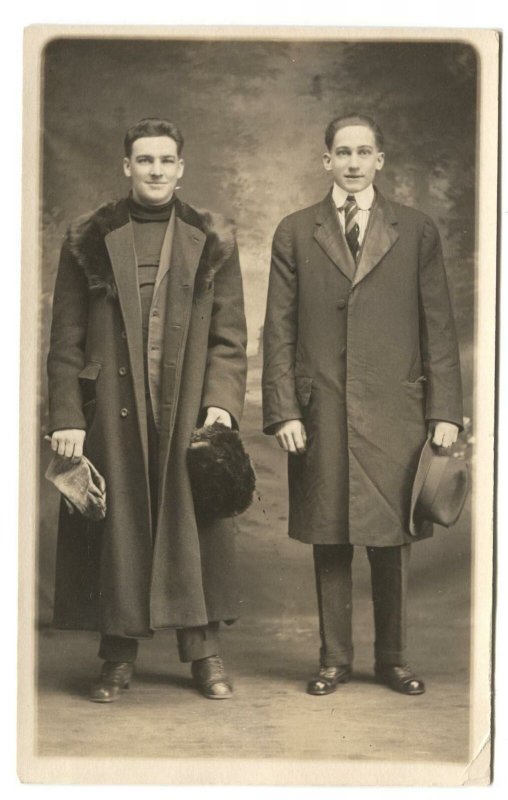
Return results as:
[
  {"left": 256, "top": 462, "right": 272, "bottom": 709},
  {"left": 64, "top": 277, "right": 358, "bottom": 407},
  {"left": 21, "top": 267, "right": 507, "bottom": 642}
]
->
[
  {"left": 204, "top": 407, "right": 232, "bottom": 428},
  {"left": 430, "top": 421, "right": 459, "bottom": 448}
]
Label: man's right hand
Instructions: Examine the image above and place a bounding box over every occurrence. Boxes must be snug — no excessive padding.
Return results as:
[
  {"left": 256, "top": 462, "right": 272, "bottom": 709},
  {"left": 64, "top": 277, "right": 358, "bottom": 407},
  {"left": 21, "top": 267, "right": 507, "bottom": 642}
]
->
[
  {"left": 51, "top": 429, "right": 86, "bottom": 460},
  {"left": 274, "top": 419, "right": 307, "bottom": 454}
]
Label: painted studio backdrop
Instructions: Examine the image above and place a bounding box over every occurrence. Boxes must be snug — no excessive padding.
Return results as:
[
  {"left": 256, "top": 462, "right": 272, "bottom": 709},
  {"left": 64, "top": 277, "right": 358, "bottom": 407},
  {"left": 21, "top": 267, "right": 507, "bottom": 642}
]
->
[{"left": 38, "top": 38, "right": 476, "bottom": 683}]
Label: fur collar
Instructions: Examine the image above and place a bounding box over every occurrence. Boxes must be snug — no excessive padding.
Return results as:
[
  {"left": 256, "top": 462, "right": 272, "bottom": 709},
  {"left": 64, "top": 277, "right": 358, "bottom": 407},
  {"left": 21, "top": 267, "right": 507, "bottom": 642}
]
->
[{"left": 67, "top": 197, "right": 236, "bottom": 300}]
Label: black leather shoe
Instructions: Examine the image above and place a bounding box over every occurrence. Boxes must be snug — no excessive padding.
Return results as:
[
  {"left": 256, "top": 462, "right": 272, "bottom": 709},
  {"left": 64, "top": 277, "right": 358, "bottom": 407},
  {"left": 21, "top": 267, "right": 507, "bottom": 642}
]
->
[
  {"left": 375, "top": 663, "right": 425, "bottom": 695},
  {"left": 191, "top": 655, "right": 233, "bottom": 699},
  {"left": 89, "top": 661, "right": 134, "bottom": 703},
  {"left": 307, "top": 665, "right": 352, "bottom": 696}
]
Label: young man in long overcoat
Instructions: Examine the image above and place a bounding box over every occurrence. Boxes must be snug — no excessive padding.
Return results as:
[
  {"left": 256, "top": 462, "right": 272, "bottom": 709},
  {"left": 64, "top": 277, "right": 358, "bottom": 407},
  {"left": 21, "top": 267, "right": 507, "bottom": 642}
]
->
[
  {"left": 262, "top": 114, "right": 463, "bottom": 696},
  {"left": 47, "top": 118, "right": 247, "bottom": 701}
]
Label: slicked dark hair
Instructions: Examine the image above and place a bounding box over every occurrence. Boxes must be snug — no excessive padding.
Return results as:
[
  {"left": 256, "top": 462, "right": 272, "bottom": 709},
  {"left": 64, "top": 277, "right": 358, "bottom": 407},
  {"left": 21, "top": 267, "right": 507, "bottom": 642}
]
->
[
  {"left": 124, "top": 118, "right": 184, "bottom": 157},
  {"left": 325, "top": 114, "right": 384, "bottom": 152}
]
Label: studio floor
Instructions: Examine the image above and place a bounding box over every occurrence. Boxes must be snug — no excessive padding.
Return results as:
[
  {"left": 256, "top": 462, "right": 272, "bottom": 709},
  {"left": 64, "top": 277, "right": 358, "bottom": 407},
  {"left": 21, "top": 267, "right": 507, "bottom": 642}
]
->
[
  {"left": 37, "top": 613, "right": 470, "bottom": 764},
  {"left": 35, "top": 366, "right": 472, "bottom": 769}
]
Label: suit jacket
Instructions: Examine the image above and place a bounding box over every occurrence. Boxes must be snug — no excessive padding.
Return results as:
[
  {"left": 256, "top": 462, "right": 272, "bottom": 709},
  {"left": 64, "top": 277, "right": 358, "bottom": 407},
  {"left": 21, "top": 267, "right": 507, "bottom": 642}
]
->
[{"left": 262, "top": 188, "right": 463, "bottom": 546}]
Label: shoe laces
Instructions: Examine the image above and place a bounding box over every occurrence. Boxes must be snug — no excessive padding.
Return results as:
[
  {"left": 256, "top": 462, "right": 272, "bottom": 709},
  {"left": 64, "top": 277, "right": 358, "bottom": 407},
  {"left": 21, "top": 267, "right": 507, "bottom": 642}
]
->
[
  {"left": 101, "top": 661, "right": 133, "bottom": 683},
  {"left": 193, "top": 655, "right": 226, "bottom": 682}
]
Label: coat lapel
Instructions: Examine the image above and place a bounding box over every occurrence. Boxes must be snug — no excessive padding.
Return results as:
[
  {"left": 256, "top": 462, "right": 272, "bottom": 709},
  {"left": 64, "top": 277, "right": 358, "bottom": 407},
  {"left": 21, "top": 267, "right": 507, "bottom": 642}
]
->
[
  {"left": 172, "top": 215, "right": 207, "bottom": 287},
  {"left": 314, "top": 191, "right": 356, "bottom": 282},
  {"left": 352, "top": 191, "right": 399, "bottom": 288},
  {"left": 105, "top": 223, "right": 149, "bottom": 473},
  {"left": 157, "top": 214, "right": 206, "bottom": 485}
]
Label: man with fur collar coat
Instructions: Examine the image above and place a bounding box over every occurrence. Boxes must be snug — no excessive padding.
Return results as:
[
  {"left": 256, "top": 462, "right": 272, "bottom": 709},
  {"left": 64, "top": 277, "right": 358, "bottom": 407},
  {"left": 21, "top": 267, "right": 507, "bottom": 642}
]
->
[{"left": 47, "top": 118, "right": 248, "bottom": 702}]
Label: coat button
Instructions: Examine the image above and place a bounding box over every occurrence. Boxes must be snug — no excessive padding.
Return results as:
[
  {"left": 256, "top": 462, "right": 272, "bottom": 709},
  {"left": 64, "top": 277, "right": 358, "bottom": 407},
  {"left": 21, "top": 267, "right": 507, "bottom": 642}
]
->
[
  {"left": 118, "top": 366, "right": 127, "bottom": 376},
  {"left": 120, "top": 408, "right": 129, "bottom": 418},
  {"left": 337, "top": 299, "right": 347, "bottom": 310},
  {"left": 121, "top": 330, "right": 127, "bottom": 339}
]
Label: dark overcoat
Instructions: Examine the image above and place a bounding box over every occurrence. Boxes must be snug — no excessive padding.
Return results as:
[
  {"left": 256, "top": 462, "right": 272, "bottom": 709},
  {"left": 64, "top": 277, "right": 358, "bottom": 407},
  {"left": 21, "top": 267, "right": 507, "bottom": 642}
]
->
[
  {"left": 47, "top": 197, "right": 247, "bottom": 637},
  {"left": 262, "top": 189, "right": 463, "bottom": 547}
]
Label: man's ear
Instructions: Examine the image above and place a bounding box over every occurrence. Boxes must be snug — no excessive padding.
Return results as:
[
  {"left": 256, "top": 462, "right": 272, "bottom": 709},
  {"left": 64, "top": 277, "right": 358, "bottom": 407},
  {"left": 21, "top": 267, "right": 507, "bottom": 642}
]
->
[
  {"left": 177, "top": 158, "right": 185, "bottom": 179},
  {"left": 123, "top": 157, "right": 131, "bottom": 178},
  {"left": 376, "top": 152, "right": 385, "bottom": 172},
  {"left": 322, "top": 151, "right": 332, "bottom": 172}
]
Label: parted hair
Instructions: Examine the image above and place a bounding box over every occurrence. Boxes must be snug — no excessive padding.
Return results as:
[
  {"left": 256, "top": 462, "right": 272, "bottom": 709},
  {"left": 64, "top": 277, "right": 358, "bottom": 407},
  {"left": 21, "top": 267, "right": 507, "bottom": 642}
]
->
[
  {"left": 325, "top": 114, "right": 384, "bottom": 152},
  {"left": 124, "top": 118, "right": 184, "bottom": 156}
]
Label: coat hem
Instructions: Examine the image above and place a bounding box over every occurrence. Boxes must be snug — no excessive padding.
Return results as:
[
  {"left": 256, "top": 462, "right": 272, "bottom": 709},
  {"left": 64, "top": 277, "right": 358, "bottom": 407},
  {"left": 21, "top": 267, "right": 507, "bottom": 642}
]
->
[
  {"left": 288, "top": 529, "right": 434, "bottom": 546},
  {"left": 51, "top": 620, "right": 155, "bottom": 639}
]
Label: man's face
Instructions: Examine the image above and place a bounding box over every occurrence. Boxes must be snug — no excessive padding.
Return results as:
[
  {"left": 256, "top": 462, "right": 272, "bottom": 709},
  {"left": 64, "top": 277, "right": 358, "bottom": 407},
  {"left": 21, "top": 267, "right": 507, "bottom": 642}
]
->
[
  {"left": 323, "top": 125, "right": 384, "bottom": 193},
  {"left": 123, "top": 136, "right": 184, "bottom": 206}
]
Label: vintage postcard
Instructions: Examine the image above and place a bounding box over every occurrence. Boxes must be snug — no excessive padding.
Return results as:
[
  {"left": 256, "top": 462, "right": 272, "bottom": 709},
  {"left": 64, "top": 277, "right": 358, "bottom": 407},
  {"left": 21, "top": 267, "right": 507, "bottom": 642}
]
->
[{"left": 19, "top": 25, "right": 499, "bottom": 786}]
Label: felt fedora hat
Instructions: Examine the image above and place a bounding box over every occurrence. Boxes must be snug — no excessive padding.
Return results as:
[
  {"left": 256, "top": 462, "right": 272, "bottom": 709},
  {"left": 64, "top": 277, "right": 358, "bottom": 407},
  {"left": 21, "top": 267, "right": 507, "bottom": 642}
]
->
[
  {"left": 187, "top": 422, "right": 256, "bottom": 523},
  {"left": 409, "top": 438, "right": 469, "bottom": 536}
]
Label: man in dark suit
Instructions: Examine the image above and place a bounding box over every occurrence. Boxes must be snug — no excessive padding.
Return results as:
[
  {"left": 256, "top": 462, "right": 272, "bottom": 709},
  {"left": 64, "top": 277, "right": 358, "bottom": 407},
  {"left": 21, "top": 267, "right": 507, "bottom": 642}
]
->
[
  {"left": 262, "top": 114, "right": 462, "bottom": 696},
  {"left": 47, "top": 118, "right": 247, "bottom": 702}
]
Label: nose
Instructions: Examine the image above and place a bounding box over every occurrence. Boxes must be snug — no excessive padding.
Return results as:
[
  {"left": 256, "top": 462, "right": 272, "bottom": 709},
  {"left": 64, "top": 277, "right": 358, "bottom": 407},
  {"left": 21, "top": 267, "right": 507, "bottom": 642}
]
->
[
  {"left": 349, "top": 153, "right": 360, "bottom": 171},
  {"left": 150, "top": 160, "right": 163, "bottom": 176}
]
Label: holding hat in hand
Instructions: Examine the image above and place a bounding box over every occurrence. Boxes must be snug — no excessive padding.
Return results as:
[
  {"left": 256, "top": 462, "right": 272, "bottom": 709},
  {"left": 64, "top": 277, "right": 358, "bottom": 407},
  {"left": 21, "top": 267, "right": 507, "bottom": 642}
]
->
[
  {"left": 45, "top": 449, "right": 107, "bottom": 522},
  {"left": 410, "top": 434, "right": 468, "bottom": 536},
  {"left": 187, "top": 421, "right": 256, "bottom": 523}
]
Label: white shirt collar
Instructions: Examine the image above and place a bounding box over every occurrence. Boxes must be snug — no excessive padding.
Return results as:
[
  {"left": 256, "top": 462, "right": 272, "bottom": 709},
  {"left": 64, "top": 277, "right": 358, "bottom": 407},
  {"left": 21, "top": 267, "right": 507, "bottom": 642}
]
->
[{"left": 333, "top": 183, "right": 375, "bottom": 211}]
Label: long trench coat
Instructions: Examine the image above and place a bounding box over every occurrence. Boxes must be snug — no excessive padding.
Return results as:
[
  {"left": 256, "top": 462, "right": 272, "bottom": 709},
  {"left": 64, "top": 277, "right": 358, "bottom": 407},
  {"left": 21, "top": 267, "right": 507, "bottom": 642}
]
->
[
  {"left": 47, "top": 197, "right": 247, "bottom": 638},
  {"left": 262, "top": 189, "right": 463, "bottom": 547}
]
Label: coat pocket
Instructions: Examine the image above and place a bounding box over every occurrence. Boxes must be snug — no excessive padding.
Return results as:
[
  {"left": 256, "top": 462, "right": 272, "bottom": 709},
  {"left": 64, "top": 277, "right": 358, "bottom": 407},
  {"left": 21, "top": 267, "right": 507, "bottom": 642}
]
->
[
  {"left": 78, "top": 361, "right": 102, "bottom": 380},
  {"left": 194, "top": 282, "right": 214, "bottom": 305},
  {"left": 295, "top": 376, "right": 313, "bottom": 408},
  {"left": 402, "top": 375, "right": 426, "bottom": 398},
  {"left": 78, "top": 362, "right": 102, "bottom": 424}
]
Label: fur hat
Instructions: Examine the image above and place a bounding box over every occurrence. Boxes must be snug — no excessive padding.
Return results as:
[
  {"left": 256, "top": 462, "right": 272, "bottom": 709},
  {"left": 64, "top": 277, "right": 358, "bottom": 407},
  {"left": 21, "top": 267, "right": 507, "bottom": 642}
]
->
[{"left": 187, "top": 423, "right": 256, "bottom": 523}]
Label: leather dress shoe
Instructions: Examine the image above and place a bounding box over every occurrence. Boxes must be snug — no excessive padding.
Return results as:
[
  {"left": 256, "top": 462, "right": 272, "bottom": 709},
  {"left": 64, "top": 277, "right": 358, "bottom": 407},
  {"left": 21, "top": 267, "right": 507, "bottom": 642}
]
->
[
  {"left": 375, "top": 663, "right": 425, "bottom": 695},
  {"left": 307, "top": 664, "right": 352, "bottom": 696},
  {"left": 191, "top": 655, "right": 233, "bottom": 699},
  {"left": 89, "top": 661, "right": 134, "bottom": 703}
]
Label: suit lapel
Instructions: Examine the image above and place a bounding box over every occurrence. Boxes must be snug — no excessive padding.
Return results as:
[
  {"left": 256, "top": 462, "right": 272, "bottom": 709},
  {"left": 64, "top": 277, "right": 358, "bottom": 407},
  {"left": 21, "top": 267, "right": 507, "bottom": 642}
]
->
[
  {"left": 314, "top": 191, "right": 356, "bottom": 282},
  {"left": 352, "top": 191, "right": 399, "bottom": 288},
  {"left": 105, "top": 223, "right": 149, "bottom": 472}
]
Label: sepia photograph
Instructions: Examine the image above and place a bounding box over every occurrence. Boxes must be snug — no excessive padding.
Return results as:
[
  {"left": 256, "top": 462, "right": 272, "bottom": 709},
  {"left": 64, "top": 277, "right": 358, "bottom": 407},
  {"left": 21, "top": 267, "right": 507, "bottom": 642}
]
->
[{"left": 18, "top": 25, "right": 499, "bottom": 786}]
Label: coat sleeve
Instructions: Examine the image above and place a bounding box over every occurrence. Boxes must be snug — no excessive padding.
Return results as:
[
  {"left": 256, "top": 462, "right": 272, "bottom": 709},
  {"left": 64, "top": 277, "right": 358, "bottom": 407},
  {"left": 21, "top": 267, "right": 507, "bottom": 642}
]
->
[
  {"left": 201, "top": 241, "right": 248, "bottom": 429},
  {"left": 262, "top": 215, "right": 302, "bottom": 434},
  {"left": 46, "top": 234, "right": 89, "bottom": 433},
  {"left": 418, "top": 217, "right": 463, "bottom": 429}
]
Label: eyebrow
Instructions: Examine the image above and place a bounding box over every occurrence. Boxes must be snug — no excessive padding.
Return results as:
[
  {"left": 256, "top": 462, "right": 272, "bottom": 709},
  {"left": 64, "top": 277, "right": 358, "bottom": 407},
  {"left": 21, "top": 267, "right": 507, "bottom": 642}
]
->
[
  {"left": 335, "top": 145, "right": 374, "bottom": 151},
  {"left": 135, "top": 153, "right": 176, "bottom": 159}
]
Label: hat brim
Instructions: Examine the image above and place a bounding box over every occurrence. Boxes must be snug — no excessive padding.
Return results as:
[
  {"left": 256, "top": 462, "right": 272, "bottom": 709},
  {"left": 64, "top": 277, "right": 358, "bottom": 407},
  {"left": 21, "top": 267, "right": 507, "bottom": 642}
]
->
[{"left": 409, "top": 438, "right": 435, "bottom": 536}]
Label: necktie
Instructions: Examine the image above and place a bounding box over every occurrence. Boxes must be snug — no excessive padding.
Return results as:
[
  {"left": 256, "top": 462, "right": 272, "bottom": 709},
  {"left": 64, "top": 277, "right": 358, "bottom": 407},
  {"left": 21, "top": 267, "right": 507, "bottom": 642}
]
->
[{"left": 342, "top": 195, "right": 360, "bottom": 261}]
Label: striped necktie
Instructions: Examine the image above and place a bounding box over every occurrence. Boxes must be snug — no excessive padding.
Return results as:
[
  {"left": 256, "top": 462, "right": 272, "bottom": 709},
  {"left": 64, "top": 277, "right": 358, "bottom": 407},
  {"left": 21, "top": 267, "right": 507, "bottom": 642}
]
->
[{"left": 342, "top": 194, "right": 360, "bottom": 261}]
